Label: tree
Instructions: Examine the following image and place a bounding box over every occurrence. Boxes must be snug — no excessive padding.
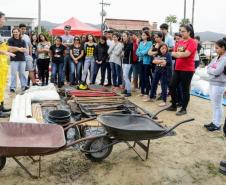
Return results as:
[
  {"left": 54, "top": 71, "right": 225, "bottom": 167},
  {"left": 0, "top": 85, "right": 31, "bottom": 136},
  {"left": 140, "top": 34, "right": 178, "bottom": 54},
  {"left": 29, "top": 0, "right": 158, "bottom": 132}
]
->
[
  {"left": 165, "top": 15, "right": 177, "bottom": 34},
  {"left": 180, "top": 18, "right": 191, "bottom": 25}
]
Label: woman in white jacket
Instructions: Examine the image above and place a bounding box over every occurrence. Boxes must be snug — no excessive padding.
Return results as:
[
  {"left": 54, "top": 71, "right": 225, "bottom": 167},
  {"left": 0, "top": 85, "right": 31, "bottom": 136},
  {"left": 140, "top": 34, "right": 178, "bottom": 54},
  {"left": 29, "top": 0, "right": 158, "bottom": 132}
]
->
[
  {"left": 204, "top": 38, "right": 226, "bottom": 132},
  {"left": 108, "top": 32, "right": 123, "bottom": 88}
]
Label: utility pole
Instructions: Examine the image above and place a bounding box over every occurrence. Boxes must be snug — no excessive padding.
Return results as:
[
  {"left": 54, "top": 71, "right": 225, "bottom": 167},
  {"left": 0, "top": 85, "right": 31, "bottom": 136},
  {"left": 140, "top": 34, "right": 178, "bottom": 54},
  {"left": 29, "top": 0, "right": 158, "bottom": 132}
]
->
[
  {"left": 38, "top": 0, "right": 41, "bottom": 34},
  {"left": 192, "top": 0, "right": 195, "bottom": 26},
  {"left": 184, "top": 0, "right": 187, "bottom": 20},
  {"left": 99, "top": 0, "right": 110, "bottom": 33}
]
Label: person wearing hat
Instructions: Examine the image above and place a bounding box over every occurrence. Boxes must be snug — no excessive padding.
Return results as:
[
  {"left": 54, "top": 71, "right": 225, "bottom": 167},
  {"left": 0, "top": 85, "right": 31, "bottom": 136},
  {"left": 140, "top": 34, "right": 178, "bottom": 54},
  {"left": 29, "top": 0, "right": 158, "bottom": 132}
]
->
[{"left": 61, "top": 25, "right": 74, "bottom": 84}]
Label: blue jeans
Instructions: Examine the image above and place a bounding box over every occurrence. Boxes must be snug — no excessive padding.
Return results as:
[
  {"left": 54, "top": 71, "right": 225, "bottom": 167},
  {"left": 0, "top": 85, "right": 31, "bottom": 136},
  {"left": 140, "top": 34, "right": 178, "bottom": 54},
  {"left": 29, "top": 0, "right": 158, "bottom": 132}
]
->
[
  {"left": 10, "top": 61, "right": 27, "bottom": 90},
  {"left": 63, "top": 55, "right": 71, "bottom": 82},
  {"left": 150, "top": 70, "right": 168, "bottom": 102},
  {"left": 82, "top": 57, "right": 95, "bottom": 83},
  {"left": 140, "top": 63, "right": 151, "bottom": 95},
  {"left": 110, "top": 62, "right": 122, "bottom": 86},
  {"left": 123, "top": 64, "right": 132, "bottom": 93},
  {"left": 92, "top": 62, "right": 102, "bottom": 84},
  {"left": 70, "top": 60, "right": 83, "bottom": 84},
  {"left": 51, "top": 62, "right": 64, "bottom": 86}
]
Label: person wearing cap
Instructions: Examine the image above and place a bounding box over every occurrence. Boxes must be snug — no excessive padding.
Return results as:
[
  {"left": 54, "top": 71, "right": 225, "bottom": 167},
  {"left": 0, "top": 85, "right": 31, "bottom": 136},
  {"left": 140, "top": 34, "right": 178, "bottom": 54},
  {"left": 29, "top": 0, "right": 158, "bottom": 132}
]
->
[{"left": 61, "top": 25, "right": 74, "bottom": 84}]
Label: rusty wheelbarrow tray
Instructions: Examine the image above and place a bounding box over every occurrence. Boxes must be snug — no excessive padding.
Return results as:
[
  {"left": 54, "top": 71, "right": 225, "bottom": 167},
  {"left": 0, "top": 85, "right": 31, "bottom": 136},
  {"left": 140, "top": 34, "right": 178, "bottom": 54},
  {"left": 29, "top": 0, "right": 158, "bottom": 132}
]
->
[{"left": 0, "top": 117, "right": 99, "bottom": 179}]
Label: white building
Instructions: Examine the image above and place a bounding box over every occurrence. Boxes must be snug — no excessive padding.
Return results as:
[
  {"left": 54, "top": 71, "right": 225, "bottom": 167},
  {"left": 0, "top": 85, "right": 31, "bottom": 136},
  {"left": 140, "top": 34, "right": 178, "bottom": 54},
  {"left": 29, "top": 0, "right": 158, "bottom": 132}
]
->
[{"left": 0, "top": 17, "right": 36, "bottom": 40}]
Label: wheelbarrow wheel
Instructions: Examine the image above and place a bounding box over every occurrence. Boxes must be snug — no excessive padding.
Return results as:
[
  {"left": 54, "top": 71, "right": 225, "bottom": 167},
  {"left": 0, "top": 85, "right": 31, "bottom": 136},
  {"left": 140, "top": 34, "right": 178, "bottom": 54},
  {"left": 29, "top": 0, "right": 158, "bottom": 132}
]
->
[
  {"left": 0, "top": 157, "right": 6, "bottom": 171},
  {"left": 83, "top": 137, "right": 113, "bottom": 162}
]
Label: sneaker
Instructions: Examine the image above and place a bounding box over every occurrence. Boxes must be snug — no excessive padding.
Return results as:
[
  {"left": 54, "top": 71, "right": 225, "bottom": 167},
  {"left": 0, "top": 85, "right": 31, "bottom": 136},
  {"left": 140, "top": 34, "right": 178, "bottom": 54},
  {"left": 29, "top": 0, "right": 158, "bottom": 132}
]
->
[
  {"left": 142, "top": 95, "right": 149, "bottom": 99},
  {"left": 104, "top": 83, "right": 112, "bottom": 87},
  {"left": 10, "top": 89, "right": 15, "bottom": 93},
  {"left": 99, "top": 83, "right": 104, "bottom": 86},
  {"left": 166, "top": 105, "right": 177, "bottom": 111},
  {"left": 204, "top": 122, "right": 214, "bottom": 128},
  {"left": 32, "top": 83, "right": 39, "bottom": 86},
  {"left": 138, "top": 94, "right": 144, "bottom": 97},
  {"left": 176, "top": 109, "right": 187, "bottom": 116},
  {"left": 125, "top": 93, "right": 131, "bottom": 97},
  {"left": 159, "top": 102, "right": 167, "bottom": 107},
  {"left": 206, "top": 124, "right": 221, "bottom": 132}
]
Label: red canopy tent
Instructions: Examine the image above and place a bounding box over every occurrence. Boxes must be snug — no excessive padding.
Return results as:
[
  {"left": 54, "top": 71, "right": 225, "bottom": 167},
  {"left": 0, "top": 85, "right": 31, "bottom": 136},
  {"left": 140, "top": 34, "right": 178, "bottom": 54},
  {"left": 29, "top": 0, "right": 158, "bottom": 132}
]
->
[{"left": 50, "top": 17, "right": 102, "bottom": 36}]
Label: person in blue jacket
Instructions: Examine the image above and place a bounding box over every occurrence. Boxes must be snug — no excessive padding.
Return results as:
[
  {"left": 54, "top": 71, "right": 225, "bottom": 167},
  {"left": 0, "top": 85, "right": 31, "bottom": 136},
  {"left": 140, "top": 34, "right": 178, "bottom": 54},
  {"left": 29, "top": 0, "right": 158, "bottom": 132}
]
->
[{"left": 136, "top": 31, "right": 152, "bottom": 97}]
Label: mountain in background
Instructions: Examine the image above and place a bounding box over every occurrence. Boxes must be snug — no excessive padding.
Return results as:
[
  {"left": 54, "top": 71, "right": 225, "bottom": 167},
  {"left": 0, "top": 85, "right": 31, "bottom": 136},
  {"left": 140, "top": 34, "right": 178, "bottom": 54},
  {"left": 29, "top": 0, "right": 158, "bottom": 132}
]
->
[
  {"left": 195, "top": 31, "right": 226, "bottom": 42},
  {"left": 41, "top": 21, "right": 59, "bottom": 30}
]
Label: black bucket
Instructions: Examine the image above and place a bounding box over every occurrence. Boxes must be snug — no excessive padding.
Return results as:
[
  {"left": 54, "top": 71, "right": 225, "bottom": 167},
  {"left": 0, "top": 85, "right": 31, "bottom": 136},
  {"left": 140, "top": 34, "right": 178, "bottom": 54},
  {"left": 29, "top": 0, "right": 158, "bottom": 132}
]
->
[{"left": 48, "top": 110, "right": 71, "bottom": 124}]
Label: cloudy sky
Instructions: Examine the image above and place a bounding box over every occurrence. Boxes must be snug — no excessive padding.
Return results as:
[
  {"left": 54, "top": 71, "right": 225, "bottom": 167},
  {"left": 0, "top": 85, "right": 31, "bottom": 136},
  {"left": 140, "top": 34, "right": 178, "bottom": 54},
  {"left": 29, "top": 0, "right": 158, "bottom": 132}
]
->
[{"left": 1, "top": 0, "right": 225, "bottom": 33}]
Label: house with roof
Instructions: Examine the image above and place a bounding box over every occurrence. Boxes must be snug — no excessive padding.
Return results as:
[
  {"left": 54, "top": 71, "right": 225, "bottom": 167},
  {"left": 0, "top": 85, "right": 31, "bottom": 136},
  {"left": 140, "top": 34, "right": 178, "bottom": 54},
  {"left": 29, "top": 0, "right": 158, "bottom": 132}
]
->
[{"left": 104, "top": 18, "right": 157, "bottom": 33}]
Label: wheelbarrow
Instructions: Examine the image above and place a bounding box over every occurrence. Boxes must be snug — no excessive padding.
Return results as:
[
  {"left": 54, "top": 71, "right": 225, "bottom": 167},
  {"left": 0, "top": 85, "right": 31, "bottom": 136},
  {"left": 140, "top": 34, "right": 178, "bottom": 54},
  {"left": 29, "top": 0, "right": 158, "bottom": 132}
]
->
[
  {"left": 81, "top": 109, "right": 195, "bottom": 162},
  {"left": 0, "top": 117, "right": 98, "bottom": 179}
]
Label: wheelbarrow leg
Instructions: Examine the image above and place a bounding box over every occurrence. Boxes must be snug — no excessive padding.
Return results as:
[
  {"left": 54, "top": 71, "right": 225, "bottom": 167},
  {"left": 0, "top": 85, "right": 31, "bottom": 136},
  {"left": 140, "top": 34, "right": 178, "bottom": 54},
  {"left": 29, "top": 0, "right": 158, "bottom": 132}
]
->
[
  {"left": 126, "top": 140, "right": 151, "bottom": 161},
  {"left": 12, "top": 157, "right": 39, "bottom": 179}
]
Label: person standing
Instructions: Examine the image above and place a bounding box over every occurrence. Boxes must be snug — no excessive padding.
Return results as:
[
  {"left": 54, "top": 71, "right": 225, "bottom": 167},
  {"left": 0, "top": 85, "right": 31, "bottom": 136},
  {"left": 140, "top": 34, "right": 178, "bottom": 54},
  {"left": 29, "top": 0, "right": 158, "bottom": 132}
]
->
[
  {"left": 148, "top": 44, "right": 172, "bottom": 106},
  {"left": 19, "top": 24, "right": 38, "bottom": 87},
  {"left": 69, "top": 36, "right": 84, "bottom": 85},
  {"left": 167, "top": 24, "right": 197, "bottom": 116},
  {"left": 81, "top": 34, "right": 96, "bottom": 84},
  {"left": 28, "top": 34, "right": 38, "bottom": 86},
  {"left": 104, "top": 30, "right": 113, "bottom": 86},
  {"left": 108, "top": 32, "right": 123, "bottom": 88},
  {"left": 49, "top": 37, "right": 66, "bottom": 88},
  {"left": 37, "top": 34, "right": 51, "bottom": 86},
  {"left": 93, "top": 36, "right": 109, "bottom": 85},
  {"left": 204, "top": 38, "right": 226, "bottom": 131},
  {"left": 61, "top": 25, "right": 74, "bottom": 84},
  {"left": 160, "top": 23, "right": 174, "bottom": 51},
  {"left": 122, "top": 32, "right": 133, "bottom": 97},
  {"left": 0, "top": 11, "right": 16, "bottom": 117},
  {"left": 8, "top": 28, "right": 27, "bottom": 92},
  {"left": 136, "top": 31, "right": 153, "bottom": 97},
  {"left": 129, "top": 32, "right": 140, "bottom": 91}
]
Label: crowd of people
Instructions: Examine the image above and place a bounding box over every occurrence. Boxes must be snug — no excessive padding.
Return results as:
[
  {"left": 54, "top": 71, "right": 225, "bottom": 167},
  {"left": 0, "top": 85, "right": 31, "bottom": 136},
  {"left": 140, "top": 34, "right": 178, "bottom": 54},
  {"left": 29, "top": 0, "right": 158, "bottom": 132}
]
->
[{"left": 0, "top": 11, "right": 226, "bottom": 134}]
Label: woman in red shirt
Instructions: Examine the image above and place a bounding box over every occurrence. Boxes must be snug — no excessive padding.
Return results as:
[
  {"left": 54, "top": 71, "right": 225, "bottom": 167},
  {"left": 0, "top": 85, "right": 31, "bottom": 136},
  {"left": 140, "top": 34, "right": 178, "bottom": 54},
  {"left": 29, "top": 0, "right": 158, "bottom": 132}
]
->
[{"left": 167, "top": 24, "right": 197, "bottom": 115}]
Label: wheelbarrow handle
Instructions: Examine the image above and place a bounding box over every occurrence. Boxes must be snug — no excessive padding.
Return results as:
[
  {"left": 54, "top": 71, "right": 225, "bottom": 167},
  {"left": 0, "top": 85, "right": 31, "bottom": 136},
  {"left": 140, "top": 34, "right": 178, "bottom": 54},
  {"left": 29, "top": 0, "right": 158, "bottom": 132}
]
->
[
  {"left": 66, "top": 134, "right": 107, "bottom": 148},
  {"left": 151, "top": 105, "right": 172, "bottom": 119},
  {"left": 158, "top": 118, "right": 195, "bottom": 138},
  {"left": 63, "top": 117, "right": 96, "bottom": 131}
]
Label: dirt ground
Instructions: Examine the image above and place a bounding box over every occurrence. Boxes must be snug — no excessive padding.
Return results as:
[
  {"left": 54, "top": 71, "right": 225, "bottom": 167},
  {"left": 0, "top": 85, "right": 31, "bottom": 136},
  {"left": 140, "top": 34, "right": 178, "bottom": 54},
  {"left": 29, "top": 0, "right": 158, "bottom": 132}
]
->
[{"left": 1, "top": 88, "right": 226, "bottom": 185}]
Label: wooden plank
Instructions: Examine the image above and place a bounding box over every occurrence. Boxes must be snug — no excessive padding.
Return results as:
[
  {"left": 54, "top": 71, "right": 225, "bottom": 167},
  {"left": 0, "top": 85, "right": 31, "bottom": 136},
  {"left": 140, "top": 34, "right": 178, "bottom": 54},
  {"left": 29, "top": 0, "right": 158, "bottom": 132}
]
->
[{"left": 32, "top": 103, "right": 44, "bottom": 123}]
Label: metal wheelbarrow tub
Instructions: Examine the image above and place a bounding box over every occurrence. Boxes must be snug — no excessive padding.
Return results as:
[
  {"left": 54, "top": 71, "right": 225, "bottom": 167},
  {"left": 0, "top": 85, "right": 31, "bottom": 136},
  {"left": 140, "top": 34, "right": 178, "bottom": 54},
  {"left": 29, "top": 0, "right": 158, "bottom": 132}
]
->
[
  {"left": 97, "top": 114, "right": 166, "bottom": 141},
  {"left": 0, "top": 123, "right": 66, "bottom": 157}
]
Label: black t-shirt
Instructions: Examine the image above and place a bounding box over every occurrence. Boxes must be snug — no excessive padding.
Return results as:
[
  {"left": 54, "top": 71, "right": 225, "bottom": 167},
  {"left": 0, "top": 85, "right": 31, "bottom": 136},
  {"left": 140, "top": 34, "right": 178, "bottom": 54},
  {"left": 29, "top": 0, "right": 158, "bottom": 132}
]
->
[
  {"left": 8, "top": 38, "right": 26, "bottom": 61},
  {"left": 70, "top": 45, "right": 83, "bottom": 61},
  {"left": 50, "top": 44, "right": 66, "bottom": 63}
]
